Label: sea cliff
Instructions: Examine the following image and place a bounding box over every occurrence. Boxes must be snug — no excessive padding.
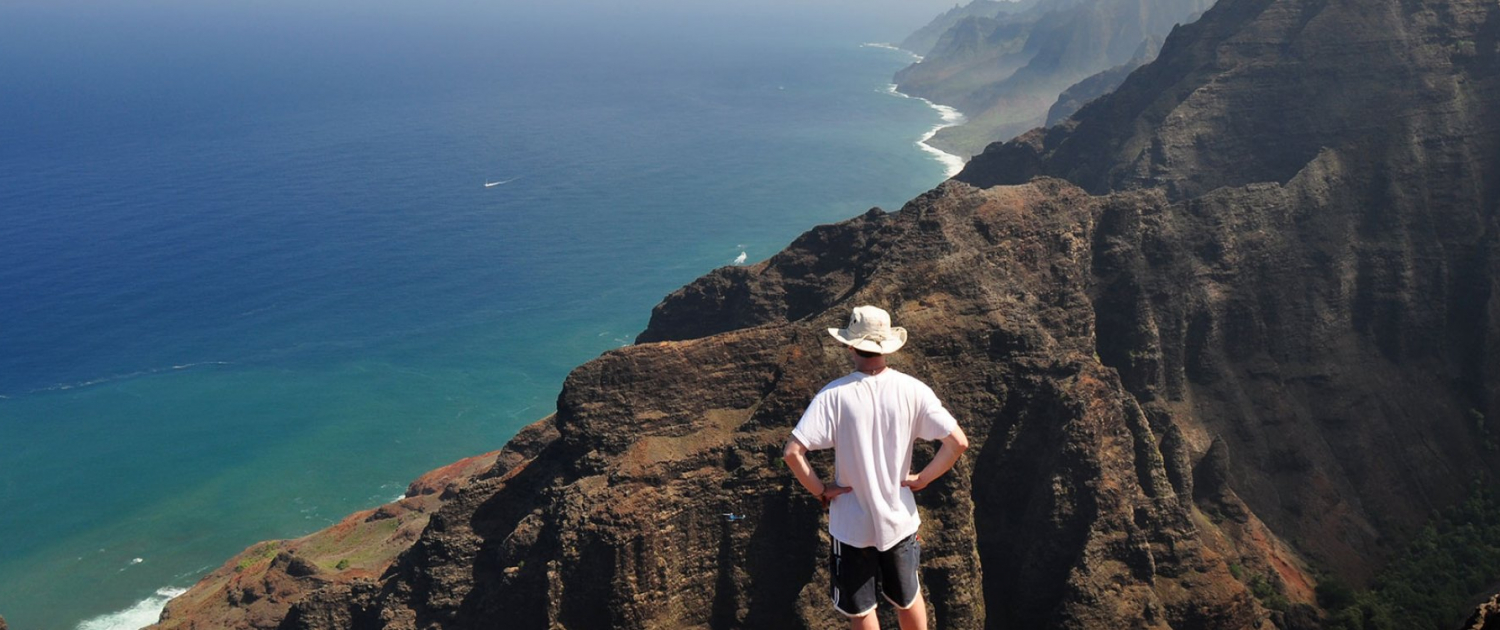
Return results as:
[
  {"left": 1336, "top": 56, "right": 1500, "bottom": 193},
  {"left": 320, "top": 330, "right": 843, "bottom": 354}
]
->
[{"left": 154, "top": 0, "right": 1500, "bottom": 626}]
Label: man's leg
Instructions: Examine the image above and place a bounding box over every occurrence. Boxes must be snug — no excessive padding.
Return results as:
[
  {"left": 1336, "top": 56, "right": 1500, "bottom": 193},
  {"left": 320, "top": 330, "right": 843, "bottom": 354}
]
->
[
  {"left": 832, "top": 539, "right": 880, "bottom": 622},
  {"left": 896, "top": 592, "right": 927, "bottom": 630},
  {"left": 850, "top": 611, "right": 880, "bottom": 630},
  {"left": 879, "top": 534, "right": 926, "bottom": 630}
]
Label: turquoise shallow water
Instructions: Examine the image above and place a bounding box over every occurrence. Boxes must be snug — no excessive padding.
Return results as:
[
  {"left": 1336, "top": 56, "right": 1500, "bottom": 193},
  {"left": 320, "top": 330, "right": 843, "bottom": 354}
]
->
[{"left": 0, "top": 4, "right": 949, "bottom": 628}]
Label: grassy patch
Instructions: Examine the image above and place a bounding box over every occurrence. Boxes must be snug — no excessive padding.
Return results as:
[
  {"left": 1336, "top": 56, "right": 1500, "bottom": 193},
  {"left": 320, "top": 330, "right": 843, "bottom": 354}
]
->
[
  {"left": 304, "top": 515, "right": 409, "bottom": 572},
  {"left": 234, "top": 542, "right": 281, "bottom": 573}
]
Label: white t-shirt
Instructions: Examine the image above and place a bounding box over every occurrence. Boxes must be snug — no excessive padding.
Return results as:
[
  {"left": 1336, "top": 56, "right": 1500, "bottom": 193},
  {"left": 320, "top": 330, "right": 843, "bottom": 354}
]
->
[{"left": 791, "top": 368, "right": 958, "bottom": 551}]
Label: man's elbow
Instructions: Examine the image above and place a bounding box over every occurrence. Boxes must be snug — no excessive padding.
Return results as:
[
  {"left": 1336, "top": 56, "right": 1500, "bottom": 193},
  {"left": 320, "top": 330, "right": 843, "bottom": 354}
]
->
[
  {"left": 948, "top": 428, "right": 970, "bottom": 454},
  {"left": 783, "top": 439, "right": 805, "bottom": 462}
]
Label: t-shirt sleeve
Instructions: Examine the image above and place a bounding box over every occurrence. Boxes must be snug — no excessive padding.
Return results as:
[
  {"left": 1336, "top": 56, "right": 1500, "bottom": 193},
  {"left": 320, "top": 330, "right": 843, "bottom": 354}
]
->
[
  {"left": 914, "top": 383, "right": 959, "bottom": 441},
  {"left": 791, "top": 392, "right": 836, "bottom": 451}
]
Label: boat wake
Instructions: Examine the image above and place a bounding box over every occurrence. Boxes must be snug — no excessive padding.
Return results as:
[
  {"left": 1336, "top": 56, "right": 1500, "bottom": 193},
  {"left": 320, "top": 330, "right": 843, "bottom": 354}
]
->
[{"left": 12, "top": 361, "right": 233, "bottom": 397}]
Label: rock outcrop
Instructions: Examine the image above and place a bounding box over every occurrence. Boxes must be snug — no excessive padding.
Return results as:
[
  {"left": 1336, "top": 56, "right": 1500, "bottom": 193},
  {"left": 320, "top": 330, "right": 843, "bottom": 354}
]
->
[
  {"left": 1462, "top": 593, "right": 1500, "bottom": 630},
  {"left": 155, "top": 0, "right": 1500, "bottom": 626}
]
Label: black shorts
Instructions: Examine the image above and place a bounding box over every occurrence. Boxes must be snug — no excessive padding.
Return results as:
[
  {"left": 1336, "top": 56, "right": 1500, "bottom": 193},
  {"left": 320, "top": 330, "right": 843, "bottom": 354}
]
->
[{"left": 829, "top": 533, "right": 921, "bottom": 617}]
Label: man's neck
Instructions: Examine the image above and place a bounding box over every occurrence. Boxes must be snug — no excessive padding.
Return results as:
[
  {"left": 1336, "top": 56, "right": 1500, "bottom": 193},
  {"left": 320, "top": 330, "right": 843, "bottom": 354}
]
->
[{"left": 855, "top": 359, "right": 888, "bottom": 375}]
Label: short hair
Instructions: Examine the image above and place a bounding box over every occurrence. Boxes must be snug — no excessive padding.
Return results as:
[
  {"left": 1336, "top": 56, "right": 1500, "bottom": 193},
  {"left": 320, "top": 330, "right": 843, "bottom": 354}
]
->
[{"left": 852, "top": 347, "right": 883, "bottom": 359}]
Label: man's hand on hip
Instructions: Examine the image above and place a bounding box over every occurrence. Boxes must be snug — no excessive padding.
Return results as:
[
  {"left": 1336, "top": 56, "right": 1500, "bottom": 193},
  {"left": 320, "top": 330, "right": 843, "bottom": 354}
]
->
[
  {"left": 819, "top": 483, "right": 852, "bottom": 508},
  {"left": 905, "top": 428, "right": 969, "bottom": 493}
]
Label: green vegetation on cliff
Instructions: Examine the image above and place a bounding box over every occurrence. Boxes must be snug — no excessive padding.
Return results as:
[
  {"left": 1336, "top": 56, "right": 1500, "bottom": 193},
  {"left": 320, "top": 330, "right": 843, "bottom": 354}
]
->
[{"left": 1322, "top": 484, "right": 1500, "bottom": 630}]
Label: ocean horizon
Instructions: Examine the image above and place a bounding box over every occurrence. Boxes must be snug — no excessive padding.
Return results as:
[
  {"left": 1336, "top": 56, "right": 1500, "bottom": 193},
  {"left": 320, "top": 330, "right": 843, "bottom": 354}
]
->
[{"left": 0, "top": 3, "right": 962, "bottom": 627}]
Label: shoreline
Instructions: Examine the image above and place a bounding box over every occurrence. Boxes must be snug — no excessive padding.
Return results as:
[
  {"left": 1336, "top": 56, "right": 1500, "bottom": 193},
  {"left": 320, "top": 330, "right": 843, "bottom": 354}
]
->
[
  {"left": 861, "top": 42, "right": 967, "bottom": 179},
  {"left": 885, "top": 84, "right": 968, "bottom": 178},
  {"left": 860, "top": 41, "right": 923, "bottom": 63}
]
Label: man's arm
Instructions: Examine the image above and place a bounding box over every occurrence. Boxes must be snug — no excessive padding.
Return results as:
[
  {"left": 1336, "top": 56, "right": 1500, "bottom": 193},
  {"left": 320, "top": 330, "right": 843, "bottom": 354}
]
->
[
  {"left": 902, "top": 425, "right": 969, "bottom": 492},
  {"left": 783, "top": 437, "right": 850, "bottom": 508}
]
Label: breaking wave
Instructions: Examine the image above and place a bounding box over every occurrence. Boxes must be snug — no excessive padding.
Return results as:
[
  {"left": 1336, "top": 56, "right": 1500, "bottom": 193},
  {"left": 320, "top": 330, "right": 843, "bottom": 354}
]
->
[{"left": 76, "top": 587, "right": 188, "bottom": 630}]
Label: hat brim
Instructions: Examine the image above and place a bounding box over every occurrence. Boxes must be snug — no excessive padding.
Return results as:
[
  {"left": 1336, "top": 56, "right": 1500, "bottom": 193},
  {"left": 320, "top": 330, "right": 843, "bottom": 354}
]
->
[{"left": 828, "top": 327, "right": 907, "bottom": 354}]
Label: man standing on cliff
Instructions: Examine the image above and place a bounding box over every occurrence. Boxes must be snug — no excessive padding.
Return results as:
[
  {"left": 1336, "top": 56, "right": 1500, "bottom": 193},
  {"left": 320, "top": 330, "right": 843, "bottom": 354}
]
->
[{"left": 783, "top": 305, "right": 969, "bottom": 630}]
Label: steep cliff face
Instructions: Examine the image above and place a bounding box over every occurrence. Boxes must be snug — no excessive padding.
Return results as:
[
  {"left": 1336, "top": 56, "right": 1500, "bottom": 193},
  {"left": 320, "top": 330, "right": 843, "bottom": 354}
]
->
[
  {"left": 958, "top": 0, "right": 1500, "bottom": 584},
  {"left": 961, "top": 0, "right": 1500, "bottom": 200},
  {"left": 895, "top": 0, "right": 1209, "bottom": 158}
]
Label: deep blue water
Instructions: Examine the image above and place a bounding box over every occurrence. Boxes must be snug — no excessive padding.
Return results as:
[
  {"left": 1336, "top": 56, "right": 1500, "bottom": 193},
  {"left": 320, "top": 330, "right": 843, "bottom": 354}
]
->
[{"left": 0, "top": 3, "right": 950, "bottom": 628}]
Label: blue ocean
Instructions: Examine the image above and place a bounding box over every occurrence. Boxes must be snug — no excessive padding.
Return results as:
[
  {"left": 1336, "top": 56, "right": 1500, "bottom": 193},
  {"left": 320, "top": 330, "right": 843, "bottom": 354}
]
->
[{"left": 0, "top": 2, "right": 956, "bottom": 627}]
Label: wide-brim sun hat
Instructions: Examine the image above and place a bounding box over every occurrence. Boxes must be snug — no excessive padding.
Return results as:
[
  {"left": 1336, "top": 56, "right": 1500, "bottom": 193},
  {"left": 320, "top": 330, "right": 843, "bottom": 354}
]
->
[{"left": 828, "top": 305, "right": 907, "bottom": 354}]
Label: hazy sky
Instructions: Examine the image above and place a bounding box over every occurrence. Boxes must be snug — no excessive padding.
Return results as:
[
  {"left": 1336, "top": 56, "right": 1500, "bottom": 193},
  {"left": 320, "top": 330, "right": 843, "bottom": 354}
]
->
[{"left": 0, "top": 0, "right": 965, "bottom": 43}]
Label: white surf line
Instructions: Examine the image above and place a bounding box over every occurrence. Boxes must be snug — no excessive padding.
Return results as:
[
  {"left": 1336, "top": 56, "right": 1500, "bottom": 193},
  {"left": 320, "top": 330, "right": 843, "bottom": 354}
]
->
[
  {"left": 884, "top": 84, "right": 968, "bottom": 178},
  {"left": 860, "top": 42, "right": 922, "bottom": 63},
  {"left": 75, "top": 586, "right": 189, "bottom": 630}
]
